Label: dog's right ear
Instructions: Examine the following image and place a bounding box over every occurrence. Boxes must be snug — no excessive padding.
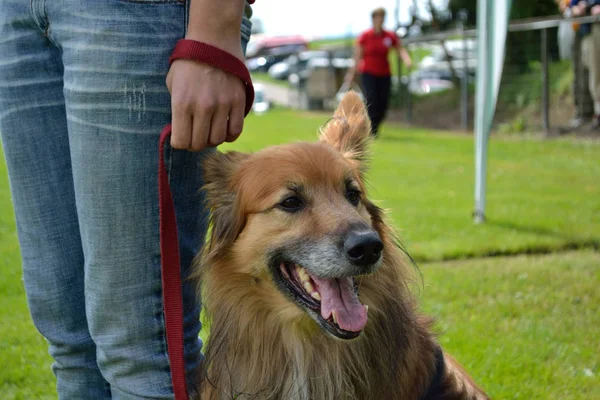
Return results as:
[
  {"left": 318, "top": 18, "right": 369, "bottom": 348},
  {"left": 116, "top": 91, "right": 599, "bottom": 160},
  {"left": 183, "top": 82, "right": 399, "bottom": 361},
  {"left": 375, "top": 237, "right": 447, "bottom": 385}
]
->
[
  {"left": 319, "top": 91, "right": 372, "bottom": 173},
  {"left": 203, "top": 151, "right": 250, "bottom": 248}
]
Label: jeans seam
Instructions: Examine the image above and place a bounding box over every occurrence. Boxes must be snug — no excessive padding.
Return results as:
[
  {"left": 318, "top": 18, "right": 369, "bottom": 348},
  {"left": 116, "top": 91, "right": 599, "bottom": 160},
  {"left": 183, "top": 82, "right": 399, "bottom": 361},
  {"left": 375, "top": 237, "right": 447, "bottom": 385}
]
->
[
  {"left": 185, "top": 0, "right": 189, "bottom": 36},
  {"left": 42, "top": 0, "right": 60, "bottom": 48}
]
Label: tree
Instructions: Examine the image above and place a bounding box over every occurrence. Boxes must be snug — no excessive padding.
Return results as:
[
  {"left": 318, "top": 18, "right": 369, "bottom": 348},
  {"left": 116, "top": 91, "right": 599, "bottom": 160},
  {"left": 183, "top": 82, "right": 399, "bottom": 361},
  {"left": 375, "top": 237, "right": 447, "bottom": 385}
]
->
[
  {"left": 448, "top": 0, "right": 558, "bottom": 26},
  {"left": 447, "top": 0, "right": 476, "bottom": 26},
  {"left": 447, "top": 0, "right": 559, "bottom": 72}
]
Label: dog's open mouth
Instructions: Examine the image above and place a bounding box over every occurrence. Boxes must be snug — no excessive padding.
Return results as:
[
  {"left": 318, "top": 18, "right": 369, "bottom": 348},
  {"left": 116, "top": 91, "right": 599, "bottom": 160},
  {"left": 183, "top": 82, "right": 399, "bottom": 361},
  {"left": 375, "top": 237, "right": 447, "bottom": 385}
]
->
[{"left": 277, "top": 261, "right": 368, "bottom": 340}]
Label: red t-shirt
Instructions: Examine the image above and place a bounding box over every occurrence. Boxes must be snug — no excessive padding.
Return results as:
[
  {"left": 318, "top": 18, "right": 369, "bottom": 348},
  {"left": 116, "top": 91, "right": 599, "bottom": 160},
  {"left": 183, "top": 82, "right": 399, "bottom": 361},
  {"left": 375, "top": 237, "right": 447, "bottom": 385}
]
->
[{"left": 357, "top": 29, "right": 399, "bottom": 77}]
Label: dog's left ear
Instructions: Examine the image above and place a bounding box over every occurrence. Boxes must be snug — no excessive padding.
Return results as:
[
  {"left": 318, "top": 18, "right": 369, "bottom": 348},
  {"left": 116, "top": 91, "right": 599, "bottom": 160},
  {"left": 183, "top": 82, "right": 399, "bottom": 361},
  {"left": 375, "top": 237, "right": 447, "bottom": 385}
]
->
[
  {"left": 203, "top": 151, "right": 250, "bottom": 248},
  {"left": 319, "top": 91, "right": 372, "bottom": 172}
]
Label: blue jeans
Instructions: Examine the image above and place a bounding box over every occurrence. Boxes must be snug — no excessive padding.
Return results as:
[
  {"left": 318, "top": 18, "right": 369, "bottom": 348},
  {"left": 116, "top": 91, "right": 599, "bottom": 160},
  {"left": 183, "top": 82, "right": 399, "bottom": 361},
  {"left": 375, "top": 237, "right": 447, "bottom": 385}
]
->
[{"left": 0, "top": 1, "right": 251, "bottom": 398}]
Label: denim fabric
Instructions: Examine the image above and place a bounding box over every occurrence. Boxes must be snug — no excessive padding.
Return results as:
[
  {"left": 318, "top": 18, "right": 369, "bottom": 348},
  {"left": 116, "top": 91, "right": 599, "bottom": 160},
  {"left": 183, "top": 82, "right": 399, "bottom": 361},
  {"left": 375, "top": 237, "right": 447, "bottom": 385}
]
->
[{"left": 0, "top": 1, "right": 251, "bottom": 398}]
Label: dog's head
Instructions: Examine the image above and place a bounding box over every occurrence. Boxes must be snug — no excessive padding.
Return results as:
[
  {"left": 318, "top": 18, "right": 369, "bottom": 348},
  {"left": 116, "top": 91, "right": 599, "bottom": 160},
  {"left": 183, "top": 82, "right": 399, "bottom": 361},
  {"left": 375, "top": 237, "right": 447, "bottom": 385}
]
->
[{"left": 202, "top": 92, "right": 387, "bottom": 340}]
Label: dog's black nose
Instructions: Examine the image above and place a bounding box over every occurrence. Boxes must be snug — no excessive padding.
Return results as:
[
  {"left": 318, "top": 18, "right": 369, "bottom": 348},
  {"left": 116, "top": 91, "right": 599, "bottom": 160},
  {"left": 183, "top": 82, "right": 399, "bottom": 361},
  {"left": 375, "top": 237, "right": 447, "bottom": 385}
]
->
[{"left": 344, "top": 230, "right": 383, "bottom": 267}]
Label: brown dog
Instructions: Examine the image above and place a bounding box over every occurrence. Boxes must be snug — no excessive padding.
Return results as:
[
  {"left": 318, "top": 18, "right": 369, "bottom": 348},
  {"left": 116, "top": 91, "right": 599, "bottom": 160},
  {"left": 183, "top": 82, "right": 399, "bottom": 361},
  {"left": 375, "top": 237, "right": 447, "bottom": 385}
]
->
[{"left": 194, "top": 92, "right": 489, "bottom": 400}]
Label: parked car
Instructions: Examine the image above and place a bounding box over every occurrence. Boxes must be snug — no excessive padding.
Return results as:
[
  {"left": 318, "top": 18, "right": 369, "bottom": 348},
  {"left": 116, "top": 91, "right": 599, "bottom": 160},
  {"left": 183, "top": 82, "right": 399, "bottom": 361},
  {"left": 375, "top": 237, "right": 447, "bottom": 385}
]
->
[
  {"left": 268, "top": 51, "right": 328, "bottom": 80},
  {"left": 418, "top": 40, "right": 477, "bottom": 77},
  {"left": 402, "top": 70, "right": 455, "bottom": 95},
  {"left": 246, "top": 45, "right": 306, "bottom": 73},
  {"left": 410, "top": 69, "right": 454, "bottom": 82},
  {"left": 245, "top": 35, "right": 308, "bottom": 59},
  {"left": 288, "top": 56, "right": 354, "bottom": 87},
  {"left": 409, "top": 78, "right": 454, "bottom": 95}
]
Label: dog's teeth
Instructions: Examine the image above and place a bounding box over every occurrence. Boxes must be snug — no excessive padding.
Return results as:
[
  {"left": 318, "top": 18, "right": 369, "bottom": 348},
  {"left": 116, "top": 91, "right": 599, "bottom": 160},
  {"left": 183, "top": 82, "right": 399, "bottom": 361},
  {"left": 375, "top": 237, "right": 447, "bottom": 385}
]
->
[
  {"left": 303, "top": 281, "right": 315, "bottom": 294},
  {"left": 296, "top": 265, "right": 310, "bottom": 282},
  {"left": 332, "top": 310, "right": 338, "bottom": 324},
  {"left": 311, "top": 291, "right": 321, "bottom": 301}
]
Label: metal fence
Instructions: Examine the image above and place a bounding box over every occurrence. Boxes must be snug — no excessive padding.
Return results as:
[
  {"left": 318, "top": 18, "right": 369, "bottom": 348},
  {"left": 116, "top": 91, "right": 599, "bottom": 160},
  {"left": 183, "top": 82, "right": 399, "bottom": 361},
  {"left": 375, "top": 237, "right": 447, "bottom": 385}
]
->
[{"left": 393, "top": 14, "right": 600, "bottom": 135}]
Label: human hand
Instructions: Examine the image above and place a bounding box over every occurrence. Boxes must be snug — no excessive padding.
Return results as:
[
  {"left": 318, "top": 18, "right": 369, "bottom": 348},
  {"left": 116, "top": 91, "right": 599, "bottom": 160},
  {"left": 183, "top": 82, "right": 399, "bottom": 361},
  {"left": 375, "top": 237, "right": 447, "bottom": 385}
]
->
[
  {"left": 167, "top": 0, "right": 247, "bottom": 151},
  {"left": 592, "top": 4, "right": 600, "bottom": 16},
  {"left": 166, "top": 59, "right": 246, "bottom": 151},
  {"left": 344, "top": 69, "right": 356, "bottom": 86},
  {"left": 572, "top": 1, "right": 586, "bottom": 16}
]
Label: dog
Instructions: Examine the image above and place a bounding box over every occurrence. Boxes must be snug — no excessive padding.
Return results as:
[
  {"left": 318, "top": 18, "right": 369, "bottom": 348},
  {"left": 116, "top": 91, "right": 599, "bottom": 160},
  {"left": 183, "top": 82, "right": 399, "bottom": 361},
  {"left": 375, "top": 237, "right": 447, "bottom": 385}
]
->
[{"left": 194, "top": 92, "right": 489, "bottom": 400}]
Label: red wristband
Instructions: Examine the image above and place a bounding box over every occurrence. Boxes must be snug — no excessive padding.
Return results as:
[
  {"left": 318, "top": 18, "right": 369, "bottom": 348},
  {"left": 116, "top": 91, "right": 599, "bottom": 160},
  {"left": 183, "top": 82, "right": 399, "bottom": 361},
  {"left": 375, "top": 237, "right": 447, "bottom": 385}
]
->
[{"left": 169, "top": 39, "right": 255, "bottom": 116}]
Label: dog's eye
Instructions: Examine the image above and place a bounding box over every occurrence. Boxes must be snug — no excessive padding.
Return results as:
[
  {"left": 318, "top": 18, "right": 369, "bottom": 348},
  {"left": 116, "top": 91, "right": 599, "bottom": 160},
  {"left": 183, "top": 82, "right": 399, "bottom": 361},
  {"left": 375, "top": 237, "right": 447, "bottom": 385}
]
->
[
  {"left": 279, "top": 196, "right": 303, "bottom": 213},
  {"left": 346, "top": 189, "right": 361, "bottom": 206}
]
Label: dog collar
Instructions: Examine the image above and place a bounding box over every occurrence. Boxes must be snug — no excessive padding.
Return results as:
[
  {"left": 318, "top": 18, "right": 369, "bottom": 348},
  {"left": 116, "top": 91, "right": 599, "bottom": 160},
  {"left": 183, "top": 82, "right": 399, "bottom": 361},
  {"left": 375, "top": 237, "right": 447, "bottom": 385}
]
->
[{"left": 420, "top": 346, "right": 446, "bottom": 400}]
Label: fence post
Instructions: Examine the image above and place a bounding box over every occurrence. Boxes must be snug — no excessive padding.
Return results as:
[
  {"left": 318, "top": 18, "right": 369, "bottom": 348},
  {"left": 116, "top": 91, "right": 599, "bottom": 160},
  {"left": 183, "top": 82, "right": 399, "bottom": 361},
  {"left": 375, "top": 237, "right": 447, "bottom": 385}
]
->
[
  {"left": 541, "top": 28, "right": 550, "bottom": 135},
  {"left": 460, "top": 10, "right": 469, "bottom": 132},
  {"left": 404, "top": 47, "right": 412, "bottom": 123},
  {"left": 396, "top": 41, "right": 403, "bottom": 110}
]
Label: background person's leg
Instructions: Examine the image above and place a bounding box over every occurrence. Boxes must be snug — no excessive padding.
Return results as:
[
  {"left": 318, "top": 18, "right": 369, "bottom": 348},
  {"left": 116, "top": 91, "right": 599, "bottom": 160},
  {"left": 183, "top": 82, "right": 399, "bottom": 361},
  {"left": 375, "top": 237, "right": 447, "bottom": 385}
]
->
[
  {"left": 375, "top": 75, "right": 392, "bottom": 134},
  {"left": 0, "top": 1, "right": 110, "bottom": 398},
  {"left": 588, "top": 25, "right": 600, "bottom": 119},
  {"left": 366, "top": 76, "right": 391, "bottom": 136},
  {"left": 361, "top": 73, "right": 379, "bottom": 135},
  {"left": 572, "top": 33, "right": 594, "bottom": 127}
]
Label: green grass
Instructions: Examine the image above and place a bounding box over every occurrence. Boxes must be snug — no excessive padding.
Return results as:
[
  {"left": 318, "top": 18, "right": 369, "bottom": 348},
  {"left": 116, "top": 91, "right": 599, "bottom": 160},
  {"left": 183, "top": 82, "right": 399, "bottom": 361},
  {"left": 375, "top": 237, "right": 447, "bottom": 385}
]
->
[
  {"left": 420, "top": 250, "right": 600, "bottom": 399},
  {"left": 1, "top": 111, "right": 599, "bottom": 398},
  {"left": 498, "top": 60, "right": 574, "bottom": 111},
  {"left": 229, "top": 110, "right": 600, "bottom": 261},
  {"left": 308, "top": 37, "right": 354, "bottom": 50}
]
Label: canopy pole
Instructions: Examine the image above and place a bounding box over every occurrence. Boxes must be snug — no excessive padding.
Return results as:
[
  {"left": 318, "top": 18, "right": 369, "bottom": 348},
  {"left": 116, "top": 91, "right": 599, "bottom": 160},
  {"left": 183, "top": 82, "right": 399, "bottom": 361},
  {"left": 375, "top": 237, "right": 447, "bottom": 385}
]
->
[{"left": 474, "top": 0, "right": 511, "bottom": 224}]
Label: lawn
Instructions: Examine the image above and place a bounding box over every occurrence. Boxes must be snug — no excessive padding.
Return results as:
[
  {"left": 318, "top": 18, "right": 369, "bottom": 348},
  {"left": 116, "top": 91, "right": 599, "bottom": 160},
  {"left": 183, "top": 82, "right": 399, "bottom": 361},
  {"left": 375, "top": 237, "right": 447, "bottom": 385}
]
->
[
  {"left": 1, "top": 110, "right": 599, "bottom": 399},
  {"left": 228, "top": 109, "right": 600, "bottom": 261},
  {"left": 421, "top": 250, "right": 600, "bottom": 399}
]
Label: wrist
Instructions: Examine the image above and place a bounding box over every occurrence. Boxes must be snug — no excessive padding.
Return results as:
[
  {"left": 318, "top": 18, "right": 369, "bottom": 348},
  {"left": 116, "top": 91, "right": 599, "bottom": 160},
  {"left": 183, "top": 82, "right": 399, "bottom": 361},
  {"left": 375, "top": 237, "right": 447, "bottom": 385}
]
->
[
  {"left": 186, "top": 0, "right": 245, "bottom": 60},
  {"left": 184, "top": 31, "right": 244, "bottom": 60}
]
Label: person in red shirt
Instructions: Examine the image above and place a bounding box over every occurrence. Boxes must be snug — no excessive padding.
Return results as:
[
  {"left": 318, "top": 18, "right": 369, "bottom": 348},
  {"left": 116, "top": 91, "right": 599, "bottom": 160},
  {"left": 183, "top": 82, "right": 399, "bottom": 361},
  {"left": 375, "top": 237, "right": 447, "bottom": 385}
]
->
[{"left": 346, "top": 7, "right": 412, "bottom": 136}]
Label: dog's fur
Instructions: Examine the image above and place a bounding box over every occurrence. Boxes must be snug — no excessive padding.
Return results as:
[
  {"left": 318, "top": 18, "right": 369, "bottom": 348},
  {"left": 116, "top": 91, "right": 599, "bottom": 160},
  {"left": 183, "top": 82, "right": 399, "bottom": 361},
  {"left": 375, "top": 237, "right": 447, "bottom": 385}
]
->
[{"left": 193, "top": 92, "right": 489, "bottom": 400}]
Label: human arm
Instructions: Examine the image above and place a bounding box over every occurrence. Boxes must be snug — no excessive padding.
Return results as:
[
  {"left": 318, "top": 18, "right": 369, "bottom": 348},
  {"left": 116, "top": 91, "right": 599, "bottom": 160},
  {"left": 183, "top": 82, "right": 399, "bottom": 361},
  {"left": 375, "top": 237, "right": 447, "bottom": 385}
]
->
[
  {"left": 344, "top": 40, "right": 364, "bottom": 86},
  {"left": 570, "top": 1, "right": 584, "bottom": 16},
  {"left": 396, "top": 43, "right": 412, "bottom": 70},
  {"left": 166, "top": 0, "right": 247, "bottom": 151}
]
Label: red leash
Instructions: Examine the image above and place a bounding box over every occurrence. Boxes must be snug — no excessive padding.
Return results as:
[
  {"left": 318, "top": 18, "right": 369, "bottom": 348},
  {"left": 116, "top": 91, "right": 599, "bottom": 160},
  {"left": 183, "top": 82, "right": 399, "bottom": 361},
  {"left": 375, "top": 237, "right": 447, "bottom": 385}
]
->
[
  {"left": 159, "top": 39, "right": 253, "bottom": 400},
  {"left": 158, "top": 125, "right": 187, "bottom": 399}
]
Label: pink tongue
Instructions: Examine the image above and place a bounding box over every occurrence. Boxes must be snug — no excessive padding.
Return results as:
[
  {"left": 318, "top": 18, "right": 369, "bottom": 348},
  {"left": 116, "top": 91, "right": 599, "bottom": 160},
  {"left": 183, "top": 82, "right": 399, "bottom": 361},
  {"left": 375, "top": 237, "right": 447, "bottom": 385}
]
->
[{"left": 310, "top": 276, "right": 368, "bottom": 332}]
